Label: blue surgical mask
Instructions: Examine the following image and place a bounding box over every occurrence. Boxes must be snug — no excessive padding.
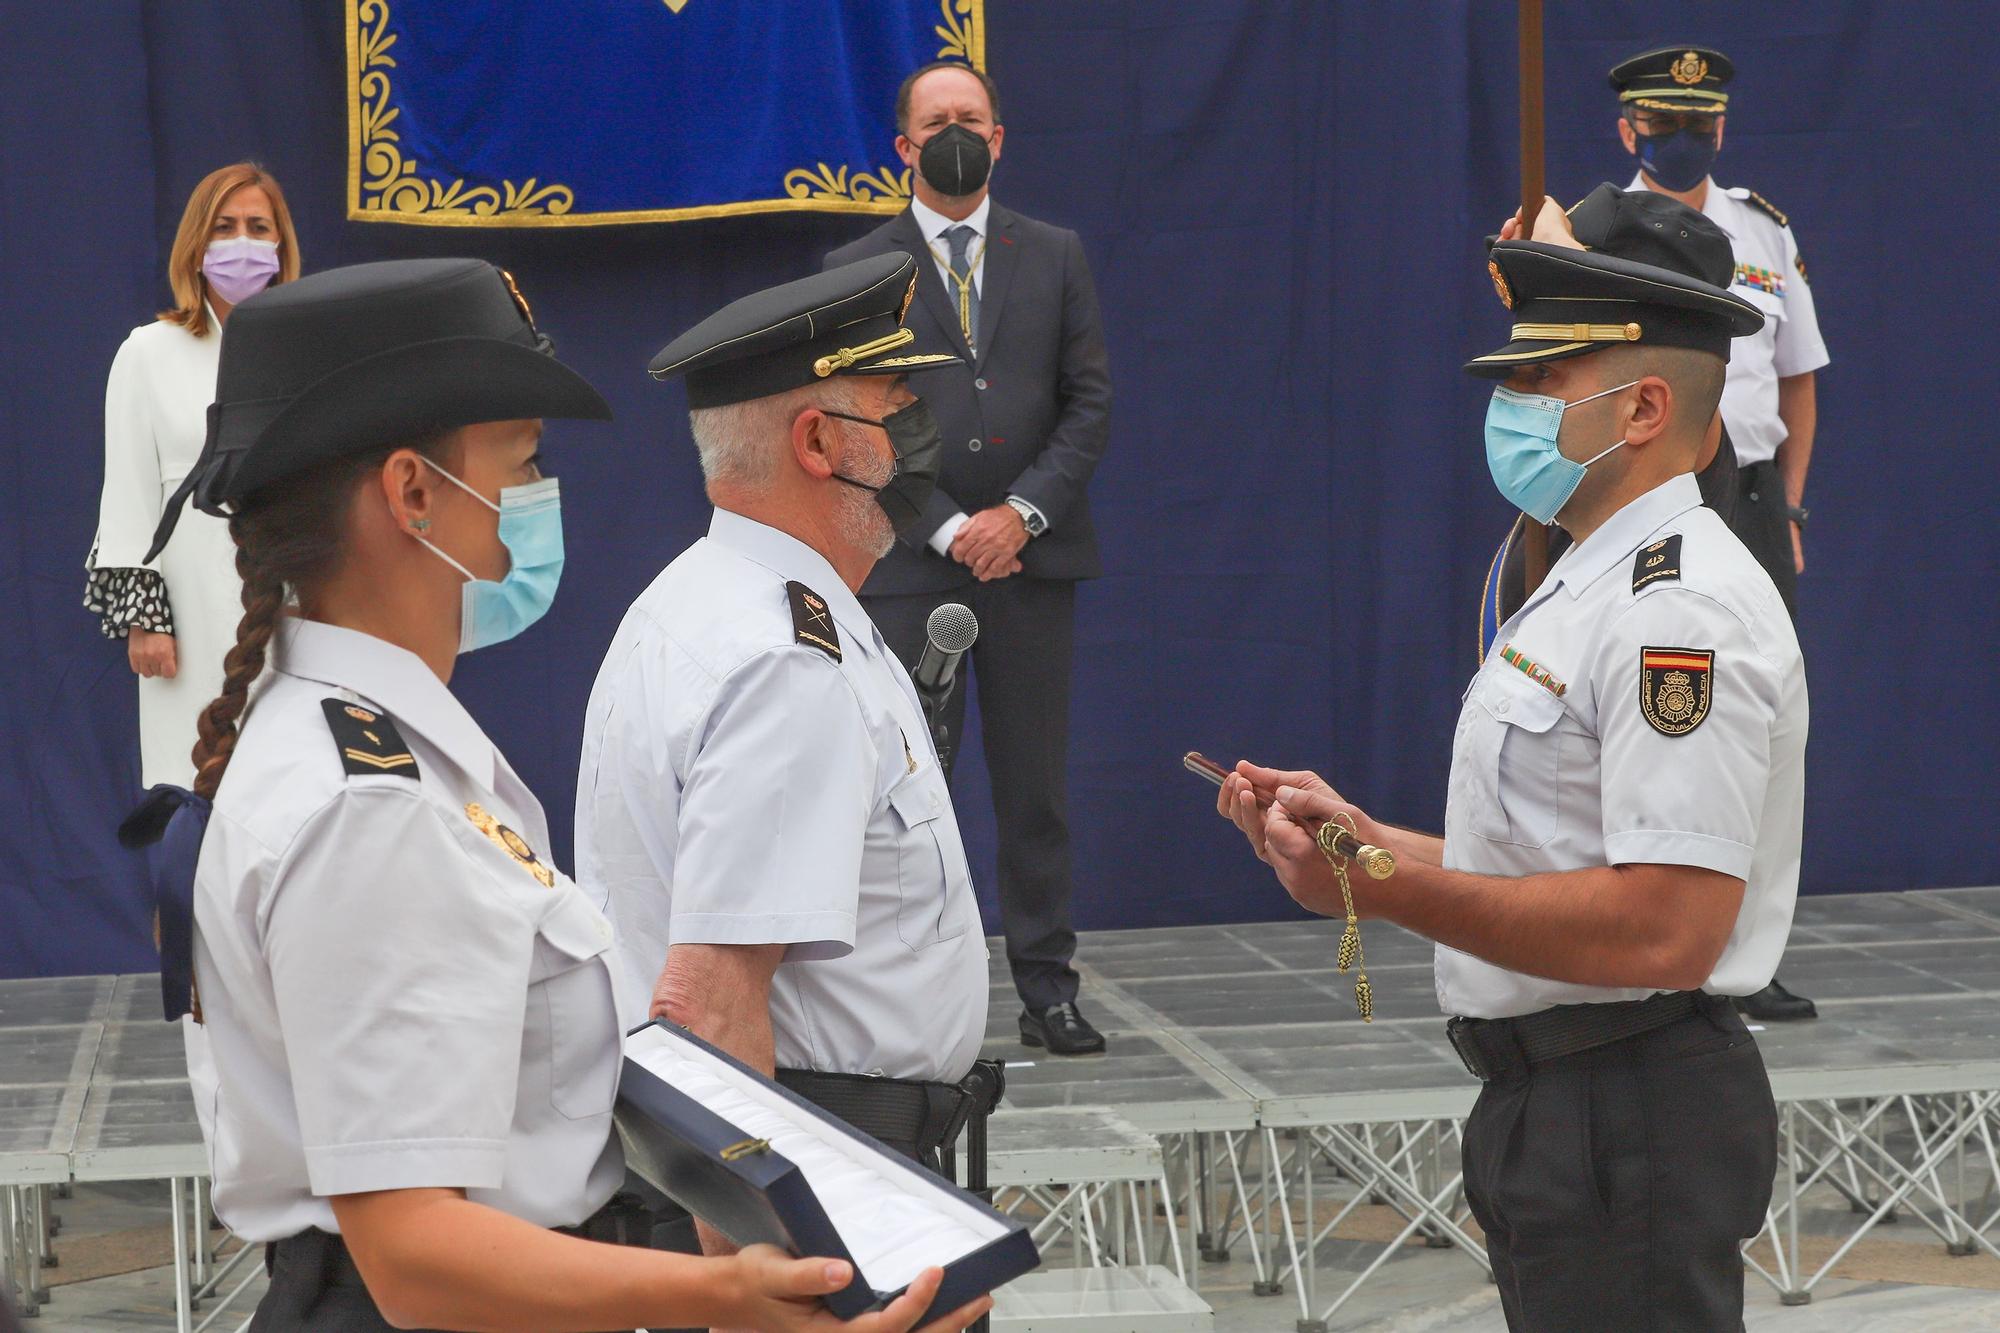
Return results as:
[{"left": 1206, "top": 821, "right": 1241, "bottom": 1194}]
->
[
  {"left": 1635, "top": 126, "right": 1718, "bottom": 193},
  {"left": 412, "top": 463, "right": 565, "bottom": 653},
  {"left": 1483, "top": 380, "right": 1638, "bottom": 524}
]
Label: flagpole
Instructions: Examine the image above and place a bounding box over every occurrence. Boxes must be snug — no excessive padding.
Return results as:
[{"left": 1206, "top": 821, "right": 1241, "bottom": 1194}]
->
[{"left": 1518, "top": 0, "right": 1551, "bottom": 591}]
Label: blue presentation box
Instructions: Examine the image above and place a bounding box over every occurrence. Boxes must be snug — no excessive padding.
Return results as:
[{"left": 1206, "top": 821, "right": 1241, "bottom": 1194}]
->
[{"left": 616, "top": 1020, "right": 1040, "bottom": 1322}]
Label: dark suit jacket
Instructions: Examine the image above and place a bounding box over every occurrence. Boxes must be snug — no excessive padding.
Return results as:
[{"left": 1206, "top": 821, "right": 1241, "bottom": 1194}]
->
[{"left": 825, "top": 203, "right": 1112, "bottom": 595}]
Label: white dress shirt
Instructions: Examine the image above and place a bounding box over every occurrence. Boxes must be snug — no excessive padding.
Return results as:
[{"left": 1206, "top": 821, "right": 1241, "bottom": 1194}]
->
[
  {"left": 575, "top": 509, "right": 990, "bottom": 1082},
  {"left": 910, "top": 193, "right": 991, "bottom": 302},
  {"left": 1630, "top": 174, "right": 1830, "bottom": 465},
  {"left": 1436, "top": 474, "right": 1809, "bottom": 1019},
  {"left": 193, "top": 619, "right": 625, "bottom": 1242}
]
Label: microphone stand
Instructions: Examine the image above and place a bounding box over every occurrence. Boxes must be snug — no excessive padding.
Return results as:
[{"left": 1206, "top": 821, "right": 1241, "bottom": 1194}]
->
[{"left": 917, "top": 681, "right": 958, "bottom": 778}]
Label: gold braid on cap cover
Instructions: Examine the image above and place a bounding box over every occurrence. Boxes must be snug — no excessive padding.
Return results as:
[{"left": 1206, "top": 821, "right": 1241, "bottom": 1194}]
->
[{"left": 813, "top": 328, "right": 915, "bottom": 377}]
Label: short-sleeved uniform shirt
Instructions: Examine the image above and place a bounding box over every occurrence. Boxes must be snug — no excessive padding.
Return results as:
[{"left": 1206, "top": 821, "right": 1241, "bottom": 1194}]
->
[
  {"left": 575, "top": 509, "right": 989, "bottom": 1083},
  {"left": 1437, "top": 474, "right": 1809, "bottom": 1019},
  {"left": 1631, "top": 173, "right": 1831, "bottom": 466},
  {"left": 193, "top": 618, "right": 625, "bottom": 1243}
]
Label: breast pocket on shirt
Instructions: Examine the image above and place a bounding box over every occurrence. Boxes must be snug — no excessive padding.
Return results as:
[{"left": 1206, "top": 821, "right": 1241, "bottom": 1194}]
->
[
  {"left": 1735, "top": 284, "right": 1787, "bottom": 332},
  {"left": 888, "top": 773, "right": 971, "bottom": 951},
  {"left": 1463, "top": 669, "right": 1568, "bottom": 848},
  {"left": 531, "top": 888, "right": 621, "bottom": 1121}
]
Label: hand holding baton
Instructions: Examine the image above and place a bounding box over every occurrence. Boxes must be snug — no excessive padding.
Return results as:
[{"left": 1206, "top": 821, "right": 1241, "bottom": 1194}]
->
[{"left": 1183, "top": 753, "right": 1396, "bottom": 879}]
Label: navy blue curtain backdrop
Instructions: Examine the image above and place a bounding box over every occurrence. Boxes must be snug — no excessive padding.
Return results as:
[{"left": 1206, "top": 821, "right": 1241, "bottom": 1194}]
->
[{"left": 4, "top": 2, "right": 1993, "bottom": 978}]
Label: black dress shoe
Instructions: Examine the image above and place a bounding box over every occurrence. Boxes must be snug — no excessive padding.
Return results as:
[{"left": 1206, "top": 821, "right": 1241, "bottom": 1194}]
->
[
  {"left": 1019, "top": 1002, "right": 1107, "bottom": 1055},
  {"left": 1734, "top": 978, "right": 1819, "bottom": 1021}
]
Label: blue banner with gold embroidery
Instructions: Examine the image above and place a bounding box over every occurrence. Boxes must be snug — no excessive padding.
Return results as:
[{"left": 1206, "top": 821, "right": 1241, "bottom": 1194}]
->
[{"left": 345, "top": 0, "right": 984, "bottom": 226}]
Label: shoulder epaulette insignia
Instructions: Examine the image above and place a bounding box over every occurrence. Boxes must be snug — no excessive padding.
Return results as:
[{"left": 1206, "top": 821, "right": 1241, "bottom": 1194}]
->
[
  {"left": 1744, "top": 190, "right": 1789, "bottom": 228},
  {"left": 1632, "top": 534, "right": 1683, "bottom": 593},
  {"left": 321, "top": 699, "right": 420, "bottom": 779},
  {"left": 786, "top": 580, "right": 842, "bottom": 661}
]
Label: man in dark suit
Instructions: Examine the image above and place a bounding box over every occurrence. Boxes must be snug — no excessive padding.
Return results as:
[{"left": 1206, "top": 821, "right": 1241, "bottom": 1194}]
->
[{"left": 825, "top": 61, "right": 1113, "bottom": 1056}]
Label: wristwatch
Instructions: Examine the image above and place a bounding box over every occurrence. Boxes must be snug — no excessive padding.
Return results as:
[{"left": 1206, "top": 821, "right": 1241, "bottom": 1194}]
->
[
  {"left": 1785, "top": 504, "right": 1809, "bottom": 529},
  {"left": 1004, "top": 496, "right": 1047, "bottom": 537}
]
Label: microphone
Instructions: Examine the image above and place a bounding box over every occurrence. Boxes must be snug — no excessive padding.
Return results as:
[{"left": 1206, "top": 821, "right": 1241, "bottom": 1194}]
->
[{"left": 913, "top": 602, "right": 978, "bottom": 698}]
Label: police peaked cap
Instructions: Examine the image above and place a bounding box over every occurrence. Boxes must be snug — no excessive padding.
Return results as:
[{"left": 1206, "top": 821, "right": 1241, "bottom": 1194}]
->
[
  {"left": 649, "top": 253, "right": 962, "bottom": 409},
  {"left": 1609, "top": 45, "right": 1734, "bottom": 114},
  {"left": 1467, "top": 227, "right": 1762, "bottom": 378},
  {"left": 145, "top": 258, "right": 610, "bottom": 561}
]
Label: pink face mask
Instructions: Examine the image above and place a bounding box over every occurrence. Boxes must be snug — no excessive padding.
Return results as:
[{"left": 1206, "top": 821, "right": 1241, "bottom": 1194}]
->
[{"left": 202, "top": 237, "right": 280, "bottom": 305}]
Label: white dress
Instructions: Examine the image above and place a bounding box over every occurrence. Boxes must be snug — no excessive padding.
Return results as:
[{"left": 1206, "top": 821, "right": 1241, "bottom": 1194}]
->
[{"left": 87, "top": 315, "right": 239, "bottom": 789}]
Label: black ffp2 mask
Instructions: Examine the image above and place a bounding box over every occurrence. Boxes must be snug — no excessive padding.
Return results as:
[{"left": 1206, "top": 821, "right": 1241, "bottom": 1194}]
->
[
  {"left": 916, "top": 124, "right": 993, "bottom": 197},
  {"left": 826, "top": 399, "right": 944, "bottom": 535}
]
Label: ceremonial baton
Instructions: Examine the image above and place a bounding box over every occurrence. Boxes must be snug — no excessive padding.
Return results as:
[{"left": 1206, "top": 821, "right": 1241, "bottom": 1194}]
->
[
  {"left": 1183, "top": 753, "right": 1396, "bottom": 880},
  {"left": 1517, "top": 0, "right": 1551, "bottom": 593}
]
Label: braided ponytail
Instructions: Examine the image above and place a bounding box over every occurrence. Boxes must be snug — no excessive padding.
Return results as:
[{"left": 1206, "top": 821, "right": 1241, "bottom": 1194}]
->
[
  {"left": 186, "top": 428, "right": 454, "bottom": 799},
  {"left": 189, "top": 531, "right": 286, "bottom": 799}
]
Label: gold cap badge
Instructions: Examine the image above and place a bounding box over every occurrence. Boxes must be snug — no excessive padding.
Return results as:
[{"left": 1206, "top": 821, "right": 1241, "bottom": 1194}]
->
[
  {"left": 1488, "top": 259, "right": 1513, "bottom": 310},
  {"left": 1671, "top": 51, "right": 1709, "bottom": 86}
]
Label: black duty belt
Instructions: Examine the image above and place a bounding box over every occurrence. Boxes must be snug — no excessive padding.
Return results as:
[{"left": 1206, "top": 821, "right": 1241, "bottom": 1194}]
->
[
  {"left": 259, "top": 1193, "right": 655, "bottom": 1331},
  {"left": 1446, "top": 990, "right": 1710, "bottom": 1082},
  {"left": 776, "top": 1060, "right": 1006, "bottom": 1193}
]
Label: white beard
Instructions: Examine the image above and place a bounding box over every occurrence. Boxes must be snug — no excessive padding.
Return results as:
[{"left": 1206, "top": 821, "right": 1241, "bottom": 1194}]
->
[{"left": 835, "top": 438, "right": 897, "bottom": 559}]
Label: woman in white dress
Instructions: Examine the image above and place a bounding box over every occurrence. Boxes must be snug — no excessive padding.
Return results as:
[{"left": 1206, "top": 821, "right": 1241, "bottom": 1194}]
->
[{"left": 86, "top": 162, "right": 302, "bottom": 789}]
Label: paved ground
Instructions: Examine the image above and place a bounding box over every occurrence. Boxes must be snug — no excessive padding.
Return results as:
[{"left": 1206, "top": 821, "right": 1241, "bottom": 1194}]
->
[{"left": 19, "top": 1181, "right": 2000, "bottom": 1330}]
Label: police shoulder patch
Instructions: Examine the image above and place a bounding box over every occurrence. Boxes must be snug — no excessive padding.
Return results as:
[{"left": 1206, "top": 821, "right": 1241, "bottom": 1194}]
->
[
  {"left": 1632, "top": 533, "right": 1683, "bottom": 593},
  {"left": 320, "top": 699, "right": 419, "bottom": 779},
  {"left": 786, "top": 580, "right": 841, "bottom": 661},
  {"left": 1743, "top": 190, "right": 1789, "bottom": 228},
  {"left": 1639, "top": 647, "right": 1714, "bottom": 737}
]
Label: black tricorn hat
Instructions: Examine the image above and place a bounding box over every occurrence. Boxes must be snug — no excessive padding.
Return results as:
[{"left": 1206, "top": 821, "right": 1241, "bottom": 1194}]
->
[
  {"left": 145, "top": 258, "right": 610, "bottom": 561},
  {"left": 649, "top": 252, "right": 961, "bottom": 409},
  {"left": 1466, "top": 234, "right": 1762, "bottom": 379},
  {"left": 1609, "top": 45, "right": 1734, "bottom": 114}
]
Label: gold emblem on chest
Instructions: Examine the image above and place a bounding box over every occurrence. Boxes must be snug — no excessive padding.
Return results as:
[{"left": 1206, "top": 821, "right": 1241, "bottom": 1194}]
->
[{"left": 465, "top": 802, "right": 556, "bottom": 887}]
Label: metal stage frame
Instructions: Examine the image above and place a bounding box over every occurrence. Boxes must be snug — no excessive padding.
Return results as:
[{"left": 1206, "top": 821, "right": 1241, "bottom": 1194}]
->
[{"left": 7, "top": 887, "right": 2000, "bottom": 1330}]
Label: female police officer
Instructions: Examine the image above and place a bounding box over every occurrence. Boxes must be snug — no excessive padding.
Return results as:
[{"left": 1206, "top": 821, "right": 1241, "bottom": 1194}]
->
[{"left": 135, "top": 258, "right": 988, "bottom": 1333}]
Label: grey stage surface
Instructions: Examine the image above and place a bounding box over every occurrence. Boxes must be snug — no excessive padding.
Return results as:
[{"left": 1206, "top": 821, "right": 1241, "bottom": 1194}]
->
[
  {"left": 981, "top": 887, "right": 2000, "bottom": 1129},
  {"left": 11, "top": 887, "right": 2000, "bottom": 1329}
]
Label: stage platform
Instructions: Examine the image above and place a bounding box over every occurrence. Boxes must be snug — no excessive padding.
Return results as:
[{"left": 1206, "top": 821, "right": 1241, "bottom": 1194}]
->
[{"left": 7, "top": 886, "right": 2000, "bottom": 1330}]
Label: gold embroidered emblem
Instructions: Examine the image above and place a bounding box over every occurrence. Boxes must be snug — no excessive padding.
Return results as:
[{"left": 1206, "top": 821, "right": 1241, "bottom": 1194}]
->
[
  {"left": 345, "top": 705, "right": 376, "bottom": 723},
  {"left": 465, "top": 802, "right": 556, "bottom": 887},
  {"left": 1656, "top": 671, "right": 1697, "bottom": 723},
  {"left": 1488, "top": 259, "right": 1513, "bottom": 309},
  {"left": 899, "top": 273, "right": 918, "bottom": 324},
  {"left": 1671, "top": 51, "right": 1709, "bottom": 86}
]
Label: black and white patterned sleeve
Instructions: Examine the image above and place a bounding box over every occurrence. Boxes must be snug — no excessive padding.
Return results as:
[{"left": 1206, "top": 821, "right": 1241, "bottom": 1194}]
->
[{"left": 83, "top": 553, "right": 174, "bottom": 639}]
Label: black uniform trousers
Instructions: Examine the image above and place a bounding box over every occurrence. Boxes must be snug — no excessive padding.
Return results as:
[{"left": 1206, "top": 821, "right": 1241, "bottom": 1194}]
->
[
  {"left": 864, "top": 576, "right": 1081, "bottom": 1010},
  {"left": 1730, "top": 458, "right": 1799, "bottom": 621},
  {"left": 1460, "top": 995, "right": 1777, "bottom": 1331}
]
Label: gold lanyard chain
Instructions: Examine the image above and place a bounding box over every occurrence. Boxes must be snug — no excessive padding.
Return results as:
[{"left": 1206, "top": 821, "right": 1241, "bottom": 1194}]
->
[
  {"left": 1317, "top": 812, "right": 1374, "bottom": 1022},
  {"left": 931, "top": 234, "right": 988, "bottom": 344}
]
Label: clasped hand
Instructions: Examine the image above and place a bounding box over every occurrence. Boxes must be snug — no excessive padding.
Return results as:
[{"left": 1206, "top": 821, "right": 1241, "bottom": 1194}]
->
[
  {"left": 1215, "top": 761, "right": 1391, "bottom": 919},
  {"left": 948, "top": 504, "right": 1026, "bottom": 582}
]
